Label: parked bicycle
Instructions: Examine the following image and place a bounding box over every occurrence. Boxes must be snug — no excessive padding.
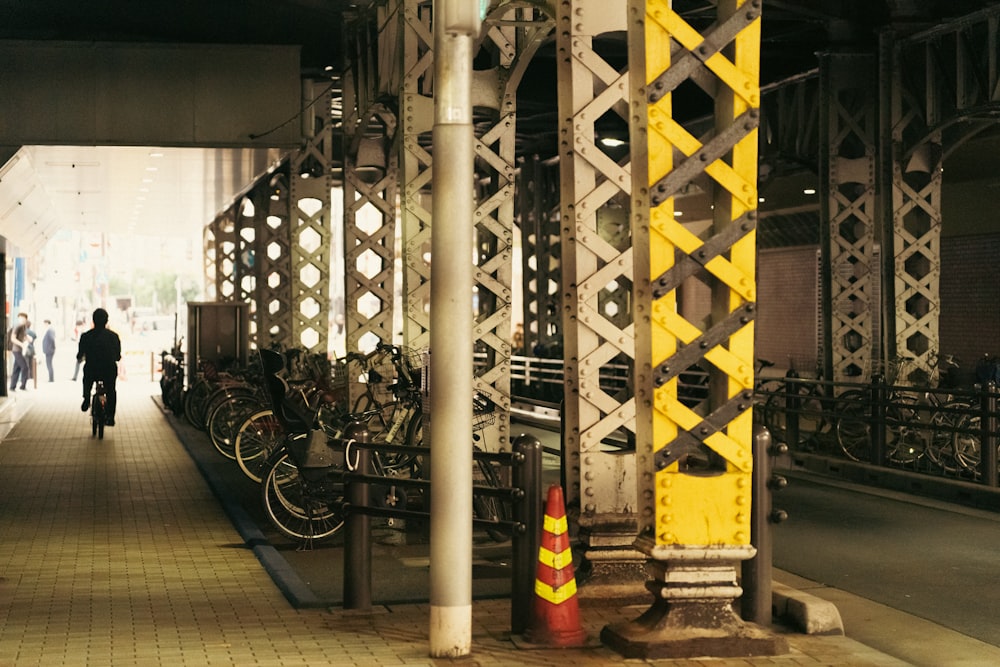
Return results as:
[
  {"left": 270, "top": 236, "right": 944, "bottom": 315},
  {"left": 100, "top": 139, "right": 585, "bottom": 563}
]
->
[
  {"left": 834, "top": 355, "right": 980, "bottom": 468},
  {"left": 757, "top": 358, "right": 830, "bottom": 449},
  {"left": 254, "top": 345, "right": 511, "bottom": 544}
]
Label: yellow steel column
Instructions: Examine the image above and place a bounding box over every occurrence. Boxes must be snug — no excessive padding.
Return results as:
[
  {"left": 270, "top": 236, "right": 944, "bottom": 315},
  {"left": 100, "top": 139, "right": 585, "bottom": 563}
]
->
[{"left": 602, "top": 0, "right": 785, "bottom": 658}]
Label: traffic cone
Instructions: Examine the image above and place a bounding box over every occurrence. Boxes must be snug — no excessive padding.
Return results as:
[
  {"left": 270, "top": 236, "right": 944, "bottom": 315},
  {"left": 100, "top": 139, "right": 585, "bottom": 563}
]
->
[{"left": 524, "top": 484, "right": 588, "bottom": 647}]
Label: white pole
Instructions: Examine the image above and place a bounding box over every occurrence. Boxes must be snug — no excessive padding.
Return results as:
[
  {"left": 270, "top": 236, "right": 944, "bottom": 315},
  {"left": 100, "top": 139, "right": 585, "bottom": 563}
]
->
[{"left": 428, "top": 0, "right": 476, "bottom": 657}]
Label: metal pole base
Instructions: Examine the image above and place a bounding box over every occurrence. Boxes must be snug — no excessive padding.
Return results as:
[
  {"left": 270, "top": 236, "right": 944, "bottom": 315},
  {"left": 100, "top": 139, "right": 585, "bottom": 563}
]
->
[{"left": 601, "top": 554, "right": 788, "bottom": 659}]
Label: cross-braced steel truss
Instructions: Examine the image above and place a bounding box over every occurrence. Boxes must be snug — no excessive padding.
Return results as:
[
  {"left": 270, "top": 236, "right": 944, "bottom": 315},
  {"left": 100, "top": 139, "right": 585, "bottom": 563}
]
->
[
  {"left": 821, "top": 54, "right": 879, "bottom": 382},
  {"left": 630, "top": 0, "right": 761, "bottom": 549},
  {"left": 287, "top": 82, "right": 335, "bottom": 353},
  {"left": 556, "top": 0, "right": 636, "bottom": 519},
  {"left": 343, "top": 99, "right": 399, "bottom": 355},
  {"left": 517, "top": 155, "right": 562, "bottom": 359}
]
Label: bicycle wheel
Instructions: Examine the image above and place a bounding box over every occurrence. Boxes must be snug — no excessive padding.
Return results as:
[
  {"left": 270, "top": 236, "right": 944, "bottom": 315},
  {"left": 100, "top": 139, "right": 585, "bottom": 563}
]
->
[
  {"left": 199, "top": 385, "right": 255, "bottom": 433},
  {"left": 235, "top": 409, "right": 284, "bottom": 483},
  {"left": 952, "top": 414, "right": 983, "bottom": 475},
  {"left": 885, "top": 396, "right": 925, "bottom": 465},
  {"left": 208, "top": 393, "right": 263, "bottom": 460},
  {"left": 183, "top": 380, "right": 213, "bottom": 428},
  {"left": 835, "top": 390, "right": 870, "bottom": 462},
  {"left": 473, "top": 447, "right": 509, "bottom": 542},
  {"left": 765, "top": 385, "right": 827, "bottom": 449},
  {"left": 92, "top": 396, "right": 106, "bottom": 440},
  {"left": 261, "top": 452, "right": 344, "bottom": 542}
]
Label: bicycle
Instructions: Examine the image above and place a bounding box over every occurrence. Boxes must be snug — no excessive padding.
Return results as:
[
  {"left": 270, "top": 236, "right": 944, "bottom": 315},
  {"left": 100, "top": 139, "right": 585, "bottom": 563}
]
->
[
  {"left": 834, "top": 355, "right": 968, "bottom": 466},
  {"left": 399, "top": 383, "right": 510, "bottom": 541},
  {"left": 760, "top": 359, "right": 830, "bottom": 449},
  {"left": 91, "top": 380, "right": 108, "bottom": 440}
]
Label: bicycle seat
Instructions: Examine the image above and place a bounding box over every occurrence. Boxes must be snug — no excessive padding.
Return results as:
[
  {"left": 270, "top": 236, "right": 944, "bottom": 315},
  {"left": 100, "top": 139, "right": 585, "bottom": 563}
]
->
[{"left": 258, "top": 349, "right": 314, "bottom": 434}]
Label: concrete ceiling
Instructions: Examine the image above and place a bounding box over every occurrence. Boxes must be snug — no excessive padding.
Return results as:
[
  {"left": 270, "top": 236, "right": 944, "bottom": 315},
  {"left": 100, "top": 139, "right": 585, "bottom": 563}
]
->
[
  {"left": 0, "top": 146, "right": 285, "bottom": 254},
  {"left": 2, "top": 0, "right": 999, "bottom": 256}
]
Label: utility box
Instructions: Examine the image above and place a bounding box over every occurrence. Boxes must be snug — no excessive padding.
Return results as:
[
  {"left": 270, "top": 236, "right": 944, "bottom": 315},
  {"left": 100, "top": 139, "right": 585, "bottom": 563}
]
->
[{"left": 186, "top": 302, "right": 249, "bottom": 382}]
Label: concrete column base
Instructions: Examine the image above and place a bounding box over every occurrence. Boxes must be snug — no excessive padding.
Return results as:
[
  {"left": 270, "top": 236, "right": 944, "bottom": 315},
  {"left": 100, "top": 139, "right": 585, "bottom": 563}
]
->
[
  {"left": 576, "top": 515, "right": 648, "bottom": 601},
  {"left": 601, "top": 547, "right": 788, "bottom": 659},
  {"left": 576, "top": 547, "right": 648, "bottom": 601}
]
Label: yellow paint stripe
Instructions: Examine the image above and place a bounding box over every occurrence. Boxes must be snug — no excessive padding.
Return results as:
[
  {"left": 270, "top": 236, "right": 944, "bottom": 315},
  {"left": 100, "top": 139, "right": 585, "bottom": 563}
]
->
[
  {"left": 543, "top": 513, "right": 568, "bottom": 535},
  {"left": 538, "top": 546, "right": 573, "bottom": 570},
  {"left": 535, "top": 577, "right": 578, "bottom": 605}
]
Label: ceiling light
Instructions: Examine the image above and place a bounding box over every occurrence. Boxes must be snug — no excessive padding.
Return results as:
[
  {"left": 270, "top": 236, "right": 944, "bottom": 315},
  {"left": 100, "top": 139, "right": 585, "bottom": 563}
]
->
[
  {"left": 599, "top": 137, "right": 627, "bottom": 148},
  {"left": 803, "top": 188, "right": 816, "bottom": 195}
]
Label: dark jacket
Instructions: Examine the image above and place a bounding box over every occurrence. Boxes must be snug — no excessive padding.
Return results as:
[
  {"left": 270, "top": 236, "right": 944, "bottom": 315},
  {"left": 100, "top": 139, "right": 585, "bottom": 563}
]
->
[
  {"left": 77, "top": 327, "right": 121, "bottom": 380},
  {"left": 42, "top": 328, "right": 56, "bottom": 355}
]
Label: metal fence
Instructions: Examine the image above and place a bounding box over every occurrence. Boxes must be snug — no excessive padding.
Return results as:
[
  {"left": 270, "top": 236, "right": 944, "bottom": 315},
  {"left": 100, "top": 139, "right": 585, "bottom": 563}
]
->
[{"left": 755, "top": 375, "right": 1000, "bottom": 486}]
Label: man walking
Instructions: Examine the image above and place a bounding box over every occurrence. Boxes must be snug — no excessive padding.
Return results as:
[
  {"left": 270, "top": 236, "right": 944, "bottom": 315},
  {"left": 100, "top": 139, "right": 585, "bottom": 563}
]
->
[{"left": 42, "top": 320, "right": 56, "bottom": 382}]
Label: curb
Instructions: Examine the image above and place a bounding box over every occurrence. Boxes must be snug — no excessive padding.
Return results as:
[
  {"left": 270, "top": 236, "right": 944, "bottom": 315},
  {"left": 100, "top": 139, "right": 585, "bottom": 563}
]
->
[
  {"left": 772, "top": 582, "right": 845, "bottom": 635},
  {"left": 155, "top": 397, "right": 324, "bottom": 609}
]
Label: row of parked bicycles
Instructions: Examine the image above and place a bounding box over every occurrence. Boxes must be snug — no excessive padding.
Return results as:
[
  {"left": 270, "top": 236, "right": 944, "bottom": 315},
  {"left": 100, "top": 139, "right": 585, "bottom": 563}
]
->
[
  {"left": 159, "top": 342, "right": 508, "bottom": 544},
  {"left": 755, "top": 355, "right": 999, "bottom": 480}
]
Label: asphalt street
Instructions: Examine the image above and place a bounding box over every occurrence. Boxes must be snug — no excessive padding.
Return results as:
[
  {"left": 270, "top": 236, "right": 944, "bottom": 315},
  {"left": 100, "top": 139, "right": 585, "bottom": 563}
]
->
[{"left": 773, "top": 473, "right": 1000, "bottom": 646}]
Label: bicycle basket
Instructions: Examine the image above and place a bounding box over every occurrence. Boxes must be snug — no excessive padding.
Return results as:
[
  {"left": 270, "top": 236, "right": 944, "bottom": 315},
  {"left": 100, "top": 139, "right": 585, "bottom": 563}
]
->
[{"left": 472, "top": 392, "right": 496, "bottom": 432}]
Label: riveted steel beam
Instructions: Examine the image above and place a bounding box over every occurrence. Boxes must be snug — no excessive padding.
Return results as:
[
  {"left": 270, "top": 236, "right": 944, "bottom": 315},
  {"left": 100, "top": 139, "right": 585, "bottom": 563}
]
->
[
  {"left": 819, "top": 53, "right": 879, "bottom": 383},
  {"left": 256, "top": 163, "right": 295, "bottom": 349},
  {"left": 555, "top": 0, "right": 640, "bottom": 560},
  {"left": 288, "top": 81, "right": 334, "bottom": 354},
  {"left": 469, "top": 2, "right": 554, "bottom": 453},
  {"left": 603, "top": 0, "right": 785, "bottom": 658},
  {"left": 400, "top": 0, "right": 435, "bottom": 350},
  {"left": 516, "top": 155, "right": 563, "bottom": 359},
  {"left": 343, "top": 80, "right": 400, "bottom": 357}
]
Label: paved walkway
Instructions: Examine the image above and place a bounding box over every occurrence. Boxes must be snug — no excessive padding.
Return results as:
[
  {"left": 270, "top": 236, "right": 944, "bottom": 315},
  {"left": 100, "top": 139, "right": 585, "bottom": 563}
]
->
[{"left": 0, "top": 379, "right": 910, "bottom": 665}]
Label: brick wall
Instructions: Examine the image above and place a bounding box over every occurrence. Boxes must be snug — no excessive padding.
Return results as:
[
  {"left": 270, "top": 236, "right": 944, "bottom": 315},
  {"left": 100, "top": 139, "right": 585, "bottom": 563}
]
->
[
  {"left": 940, "top": 234, "right": 1000, "bottom": 369},
  {"left": 756, "top": 246, "right": 820, "bottom": 374}
]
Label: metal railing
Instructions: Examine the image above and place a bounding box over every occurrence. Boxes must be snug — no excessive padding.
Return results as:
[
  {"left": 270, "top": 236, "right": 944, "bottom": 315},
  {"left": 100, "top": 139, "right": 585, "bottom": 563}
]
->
[
  {"left": 338, "top": 423, "right": 543, "bottom": 635},
  {"left": 757, "top": 374, "right": 1000, "bottom": 486}
]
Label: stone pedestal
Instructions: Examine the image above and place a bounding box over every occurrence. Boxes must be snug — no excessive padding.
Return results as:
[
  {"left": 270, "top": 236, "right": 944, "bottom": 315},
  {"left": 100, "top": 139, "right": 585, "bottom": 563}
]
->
[
  {"left": 601, "top": 545, "right": 788, "bottom": 659},
  {"left": 576, "top": 514, "right": 647, "bottom": 601}
]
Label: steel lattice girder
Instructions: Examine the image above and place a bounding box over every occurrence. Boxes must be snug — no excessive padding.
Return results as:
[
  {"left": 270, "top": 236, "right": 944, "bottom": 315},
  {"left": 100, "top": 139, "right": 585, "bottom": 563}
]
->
[
  {"left": 400, "top": 0, "right": 434, "bottom": 349},
  {"left": 470, "top": 3, "right": 554, "bottom": 450},
  {"left": 343, "top": 101, "right": 399, "bottom": 357},
  {"left": 556, "top": 0, "right": 637, "bottom": 519},
  {"left": 342, "top": 5, "right": 402, "bottom": 362},
  {"left": 288, "top": 82, "right": 334, "bottom": 355},
  {"left": 885, "top": 30, "right": 945, "bottom": 384},
  {"left": 517, "top": 156, "right": 562, "bottom": 356},
  {"left": 398, "top": 0, "right": 553, "bottom": 449},
  {"left": 820, "top": 53, "right": 878, "bottom": 383},
  {"left": 257, "top": 164, "right": 295, "bottom": 349},
  {"left": 631, "top": 0, "right": 760, "bottom": 549}
]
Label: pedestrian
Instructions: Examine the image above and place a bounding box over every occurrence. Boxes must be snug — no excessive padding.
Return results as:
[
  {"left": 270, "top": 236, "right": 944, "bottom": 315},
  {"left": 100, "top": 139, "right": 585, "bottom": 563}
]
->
[
  {"left": 8, "top": 312, "right": 30, "bottom": 391},
  {"left": 42, "top": 319, "right": 56, "bottom": 382},
  {"left": 23, "top": 320, "right": 36, "bottom": 381},
  {"left": 78, "top": 308, "right": 122, "bottom": 426},
  {"left": 70, "top": 319, "right": 84, "bottom": 381}
]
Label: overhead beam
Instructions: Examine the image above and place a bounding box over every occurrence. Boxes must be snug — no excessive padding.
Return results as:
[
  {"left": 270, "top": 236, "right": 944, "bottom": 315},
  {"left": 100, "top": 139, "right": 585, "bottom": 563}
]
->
[{"left": 0, "top": 40, "right": 302, "bottom": 148}]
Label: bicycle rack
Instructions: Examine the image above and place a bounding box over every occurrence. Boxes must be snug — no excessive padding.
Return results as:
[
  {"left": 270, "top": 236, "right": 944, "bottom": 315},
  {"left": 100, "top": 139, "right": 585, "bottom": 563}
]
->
[{"left": 339, "top": 425, "right": 543, "bottom": 635}]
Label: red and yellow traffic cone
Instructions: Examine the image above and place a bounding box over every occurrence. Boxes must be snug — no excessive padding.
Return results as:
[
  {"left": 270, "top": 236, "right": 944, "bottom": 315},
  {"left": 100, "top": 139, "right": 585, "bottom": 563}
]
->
[{"left": 524, "top": 484, "right": 588, "bottom": 647}]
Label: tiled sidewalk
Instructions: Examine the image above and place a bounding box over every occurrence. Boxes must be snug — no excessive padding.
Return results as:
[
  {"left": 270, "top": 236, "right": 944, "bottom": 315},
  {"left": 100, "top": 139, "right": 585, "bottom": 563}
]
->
[{"left": 0, "top": 380, "right": 907, "bottom": 666}]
